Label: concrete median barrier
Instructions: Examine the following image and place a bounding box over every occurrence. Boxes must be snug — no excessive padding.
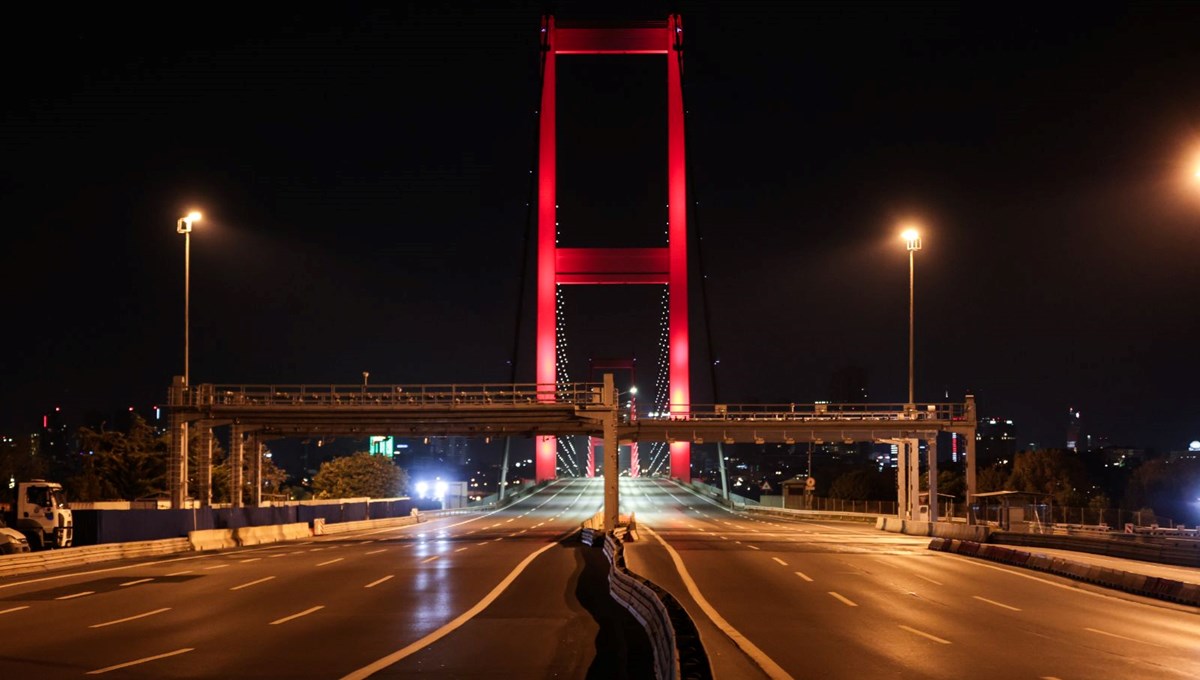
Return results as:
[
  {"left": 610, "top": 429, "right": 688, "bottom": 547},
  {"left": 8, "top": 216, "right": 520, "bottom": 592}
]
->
[{"left": 0, "top": 538, "right": 192, "bottom": 578}]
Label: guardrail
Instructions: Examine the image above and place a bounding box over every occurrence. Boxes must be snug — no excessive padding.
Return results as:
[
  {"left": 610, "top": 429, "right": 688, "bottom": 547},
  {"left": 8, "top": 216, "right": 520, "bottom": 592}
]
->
[
  {"left": 603, "top": 532, "right": 712, "bottom": 680},
  {"left": 993, "top": 531, "right": 1200, "bottom": 569},
  {"left": 0, "top": 538, "right": 191, "bottom": 578}
]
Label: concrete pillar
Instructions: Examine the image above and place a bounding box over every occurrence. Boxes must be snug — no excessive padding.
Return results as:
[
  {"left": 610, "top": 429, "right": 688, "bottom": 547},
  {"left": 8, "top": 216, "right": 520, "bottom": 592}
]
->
[
  {"left": 927, "top": 433, "right": 939, "bottom": 523},
  {"left": 198, "top": 424, "right": 214, "bottom": 508},
  {"left": 230, "top": 423, "right": 245, "bottom": 508},
  {"left": 168, "top": 375, "right": 188, "bottom": 509},
  {"left": 894, "top": 439, "right": 907, "bottom": 518},
  {"left": 253, "top": 437, "right": 263, "bottom": 506},
  {"left": 602, "top": 374, "right": 619, "bottom": 533},
  {"left": 907, "top": 438, "right": 920, "bottom": 521}
]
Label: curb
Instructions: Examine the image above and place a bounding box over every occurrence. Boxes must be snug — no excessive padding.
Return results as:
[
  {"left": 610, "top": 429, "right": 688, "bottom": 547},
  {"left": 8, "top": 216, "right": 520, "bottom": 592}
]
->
[{"left": 928, "top": 537, "right": 1200, "bottom": 607}]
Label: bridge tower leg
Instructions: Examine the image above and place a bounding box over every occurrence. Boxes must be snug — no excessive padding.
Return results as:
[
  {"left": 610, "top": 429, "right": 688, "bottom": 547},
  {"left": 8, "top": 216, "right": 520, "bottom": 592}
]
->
[
  {"left": 587, "top": 436, "right": 597, "bottom": 478},
  {"left": 535, "top": 15, "right": 692, "bottom": 482}
]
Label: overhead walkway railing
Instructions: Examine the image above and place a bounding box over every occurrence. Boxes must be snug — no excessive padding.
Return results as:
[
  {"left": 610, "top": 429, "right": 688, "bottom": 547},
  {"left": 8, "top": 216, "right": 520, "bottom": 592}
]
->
[
  {"left": 170, "top": 382, "right": 606, "bottom": 408},
  {"left": 636, "top": 401, "right": 968, "bottom": 422}
]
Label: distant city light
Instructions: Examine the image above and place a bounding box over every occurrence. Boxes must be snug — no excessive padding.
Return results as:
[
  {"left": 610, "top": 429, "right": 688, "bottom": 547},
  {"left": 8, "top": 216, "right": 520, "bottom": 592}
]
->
[
  {"left": 415, "top": 481, "right": 429, "bottom": 497},
  {"left": 1190, "top": 440, "right": 1200, "bottom": 452}
]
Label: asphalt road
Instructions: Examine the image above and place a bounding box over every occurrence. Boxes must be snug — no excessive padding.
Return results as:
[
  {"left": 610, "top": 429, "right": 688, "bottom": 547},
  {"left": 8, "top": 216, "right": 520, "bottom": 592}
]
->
[
  {"left": 0, "top": 478, "right": 650, "bottom": 679},
  {"left": 620, "top": 477, "right": 1200, "bottom": 680}
]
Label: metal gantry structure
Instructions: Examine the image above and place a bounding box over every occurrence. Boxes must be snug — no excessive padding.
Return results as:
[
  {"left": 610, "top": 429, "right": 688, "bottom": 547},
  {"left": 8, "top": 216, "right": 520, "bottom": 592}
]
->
[{"left": 166, "top": 376, "right": 977, "bottom": 523}]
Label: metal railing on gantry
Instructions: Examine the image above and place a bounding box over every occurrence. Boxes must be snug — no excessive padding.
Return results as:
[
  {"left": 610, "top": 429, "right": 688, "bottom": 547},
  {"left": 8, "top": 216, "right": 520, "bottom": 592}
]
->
[{"left": 170, "top": 382, "right": 606, "bottom": 409}]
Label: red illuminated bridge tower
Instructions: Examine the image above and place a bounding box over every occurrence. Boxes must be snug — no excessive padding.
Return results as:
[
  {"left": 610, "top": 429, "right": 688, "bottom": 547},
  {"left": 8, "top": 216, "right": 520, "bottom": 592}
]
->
[{"left": 535, "top": 15, "right": 691, "bottom": 482}]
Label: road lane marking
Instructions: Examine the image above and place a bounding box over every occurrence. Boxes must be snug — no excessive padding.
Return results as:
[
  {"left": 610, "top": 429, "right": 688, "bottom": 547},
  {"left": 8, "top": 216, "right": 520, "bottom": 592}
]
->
[
  {"left": 642, "top": 526, "right": 793, "bottom": 680},
  {"left": 794, "top": 571, "right": 813, "bottom": 582},
  {"left": 1041, "top": 677, "right": 1064, "bottom": 680},
  {"left": 973, "top": 595, "right": 1021, "bottom": 612},
  {"left": 340, "top": 541, "right": 558, "bottom": 680},
  {"left": 166, "top": 570, "right": 193, "bottom": 576},
  {"left": 478, "top": 541, "right": 490, "bottom": 546},
  {"left": 270, "top": 605, "right": 325, "bottom": 625},
  {"left": 317, "top": 558, "right": 344, "bottom": 567},
  {"left": 1083, "top": 627, "right": 1164, "bottom": 647},
  {"left": 120, "top": 578, "right": 153, "bottom": 587},
  {"left": 898, "top": 625, "right": 951, "bottom": 644},
  {"left": 772, "top": 557, "right": 788, "bottom": 566},
  {"left": 56, "top": 591, "right": 94, "bottom": 600},
  {"left": 0, "top": 606, "right": 30, "bottom": 615},
  {"left": 89, "top": 607, "right": 171, "bottom": 628},
  {"left": 914, "top": 574, "right": 943, "bottom": 586},
  {"left": 203, "top": 564, "right": 229, "bottom": 570},
  {"left": 492, "top": 537, "right": 503, "bottom": 542},
  {"left": 506, "top": 519, "right": 515, "bottom": 523},
  {"left": 747, "top": 545, "right": 760, "bottom": 550},
  {"left": 421, "top": 556, "right": 440, "bottom": 564},
  {"left": 231, "top": 576, "right": 276, "bottom": 591},
  {"left": 365, "top": 575, "right": 394, "bottom": 589},
  {"left": 240, "top": 558, "right": 261, "bottom": 563},
  {"left": 270, "top": 553, "right": 286, "bottom": 558},
  {"left": 455, "top": 547, "right": 469, "bottom": 552},
  {"left": 828, "top": 592, "right": 858, "bottom": 607},
  {"left": 365, "top": 549, "right": 387, "bottom": 555},
  {"left": 86, "top": 648, "right": 194, "bottom": 675}
]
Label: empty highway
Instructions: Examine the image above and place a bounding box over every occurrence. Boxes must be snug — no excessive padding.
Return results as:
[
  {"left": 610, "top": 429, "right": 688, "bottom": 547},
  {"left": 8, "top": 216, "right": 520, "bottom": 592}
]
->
[
  {"left": 0, "top": 479, "right": 651, "bottom": 678},
  {"left": 621, "top": 477, "right": 1200, "bottom": 680}
]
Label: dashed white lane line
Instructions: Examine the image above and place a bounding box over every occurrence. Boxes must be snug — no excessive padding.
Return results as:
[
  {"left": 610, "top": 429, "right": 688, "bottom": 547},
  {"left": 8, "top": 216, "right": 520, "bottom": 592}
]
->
[
  {"left": 1041, "top": 676, "right": 1064, "bottom": 680},
  {"left": 421, "top": 556, "right": 440, "bottom": 564},
  {"left": 506, "top": 519, "right": 515, "bottom": 523},
  {"left": 317, "top": 558, "right": 344, "bottom": 567},
  {"left": 240, "top": 558, "right": 261, "bottom": 563},
  {"left": 89, "top": 607, "right": 171, "bottom": 628},
  {"left": 828, "top": 592, "right": 858, "bottom": 607},
  {"left": 56, "top": 591, "right": 94, "bottom": 600},
  {"left": 455, "top": 547, "right": 469, "bottom": 552},
  {"left": 1083, "top": 627, "right": 1164, "bottom": 647},
  {"left": 231, "top": 576, "right": 276, "bottom": 591},
  {"left": 492, "top": 537, "right": 504, "bottom": 542},
  {"left": 477, "top": 541, "right": 490, "bottom": 546},
  {"left": 898, "top": 625, "right": 951, "bottom": 644},
  {"left": 165, "top": 570, "right": 193, "bottom": 576},
  {"left": 270, "top": 605, "right": 325, "bottom": 625},
  {"left": 747, "top": 545, "right": 761, "bottom": 550},
  {"left": 269, "top": 553, "right": 287, "bottom": 558},
  {"left": 203, "top": 564, "right": 229, "bottom": 570},
  {"left": 771, "top": 557, "right": 788, "bottom": 566},
  {"left": 120, "top": 578, "right": 153, "bottom": 587},
  {"left": 365, "top": 575, "right": 394, "bottom": 589},
  {"left": 365, "top": 549, "right": 388, "bottom": 555},
  {"left": 973, "top": 595, "right": 1021, "bottom": 612},
  {"left": 86, "top": 648, "right": 194, "bottom": 675},
  {"left": 914, "top": 574, "right": 943, "bottom": 586},
  {"left": 794, "top": 571, "right": 813, "bottom": 582},
  {"left": 0, "top": 606, "right": 30, "bottom": 615}
]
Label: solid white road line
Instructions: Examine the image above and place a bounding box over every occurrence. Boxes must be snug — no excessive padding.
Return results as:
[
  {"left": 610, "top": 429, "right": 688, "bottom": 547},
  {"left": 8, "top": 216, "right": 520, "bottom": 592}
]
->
[
  {"left": 56, "top": 591, "right": 94, "bottom": 600},
  {"left": 270, "top": 606, "right": 325, "bottom": 625},
  {"left": 86, "top": 648, "right": 194, "bottom": 675},
  {"left": 120, "top": 578, "right": 153, "bottom": 587},
  {"left": 340, "top": 541, "right": 558, "bottom": 680},
  {"left": 317, "top": 558, "right": 344, "bottom": 567},
  {"left": 772, "top": 557, "right": 788, "bottom": 566},
  {"left": 231, "top": 576, "right": 276, "bottom": 591},
  {"left": 365, "top": 575, "right": 394, "bottom": 589},
  {"left": 794, "top": 571, "right": 813, "bottom": 582},
  {"left": 973, "top": 595, "right": 1021, "bottom": 612},
  {"left": 421, "top": 556, "right": 440, "bottom": 564},
  {"left": 0, "top": 606, "right": 30, "bottom": 615},
  {"left": 643, "top": 526, "right": 793, "bottom": 680},
  {"left": 89, "top": 608, "right": 171, "bottom": 628},
  {"left": 365, "top": 549, "right": 387, "bottom": 555},
  {"left": 828, "top": 592, "right": 858, "bottom": 607},
  {"left": 898, "top": 625, "right": 951, "bottom": 644}
]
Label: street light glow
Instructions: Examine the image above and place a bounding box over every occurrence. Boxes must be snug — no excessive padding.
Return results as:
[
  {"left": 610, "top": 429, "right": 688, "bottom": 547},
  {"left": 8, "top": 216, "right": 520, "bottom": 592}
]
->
[
  {"left": 187, "top": 211, "right": 202, "bottom": 222},
  {"left": 901, "top": 228, "right": 919, "bottom": 241}
]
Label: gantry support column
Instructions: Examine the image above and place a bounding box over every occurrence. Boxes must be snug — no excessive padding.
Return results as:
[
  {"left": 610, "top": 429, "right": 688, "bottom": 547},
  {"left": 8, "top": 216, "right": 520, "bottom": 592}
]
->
[
  {"left": 602, "top": 374, "right": 619, "bottom": 533},
  {"left": 964, "top": 394, "right": 978, "bottom": 524},
  {"left": 926, "top": 433, "right": 939, "bottom": 523},
  {"left": 229, "top": 423, "right": 245, "bottom": 508},
  {"left": 907, "top": 438, "right": 920, "bottom": 520},
  {"left": 168, "top": 375, "right": 188, "bottom": 509},
  {"left": 252, "top": 436, "right": 263, "bottom": 507},
  {"left": 198, "top": 424, "right": 214, "bottom": 508}
]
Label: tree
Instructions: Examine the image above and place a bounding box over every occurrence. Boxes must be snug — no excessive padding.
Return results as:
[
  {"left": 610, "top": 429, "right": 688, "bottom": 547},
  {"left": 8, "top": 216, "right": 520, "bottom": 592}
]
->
[
  {"left": 0, "top": 435, "right": 47, "bottom": 504},
  {"left": 1123, "top": 458, "right": 1200, "bottom": 524},
  {"left": 312, "top": 453, "right": 408, "bottom": 499},
  {"left": 976, "top": 463, "right": 1011, "bottom": 493},
  {"left": 828, "top": 467, "right": 892, "bottom": 500},
  {"left": 1009, "top": 449, "right": 1086, "bottom": 506},
  {"left": 72, "top": 415, "right": 167, "bottom": 501},
  {"left": 213, "top": 449, "right": 291, "bottom": 503}
]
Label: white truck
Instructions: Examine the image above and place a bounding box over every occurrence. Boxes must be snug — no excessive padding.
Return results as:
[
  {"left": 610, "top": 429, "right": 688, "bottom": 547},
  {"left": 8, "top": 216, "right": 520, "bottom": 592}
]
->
[{"left": 1, "top": 481, "right": 73, "bottom": 550}]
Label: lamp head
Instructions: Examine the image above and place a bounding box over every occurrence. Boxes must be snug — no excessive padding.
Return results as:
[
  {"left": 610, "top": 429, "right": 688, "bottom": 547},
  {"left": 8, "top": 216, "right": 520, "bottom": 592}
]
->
[
  {"left": 177, "top": 211, "right": 202, "bottom": 234},
  {"left": 901, "top": 226, "right": 922, "bottom": 251}
]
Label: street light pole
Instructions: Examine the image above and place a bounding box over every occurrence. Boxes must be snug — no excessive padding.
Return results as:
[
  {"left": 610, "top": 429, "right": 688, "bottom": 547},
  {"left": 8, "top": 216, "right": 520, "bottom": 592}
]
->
[
  {"left": 177, "top": 211, "right": 202, "bottom": 388},
  {"left": 901, "top": 228, "right": 922, "bottom": 405}
]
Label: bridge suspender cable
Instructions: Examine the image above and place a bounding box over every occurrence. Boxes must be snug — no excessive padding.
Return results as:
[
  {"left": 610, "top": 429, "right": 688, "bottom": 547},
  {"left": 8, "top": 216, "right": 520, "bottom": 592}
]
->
[
  {"left": 500, "top": 15, "right": 552, "bottom": 501},
  {"left": 674, "top": 17, "right": 729, "bottom": 500}
]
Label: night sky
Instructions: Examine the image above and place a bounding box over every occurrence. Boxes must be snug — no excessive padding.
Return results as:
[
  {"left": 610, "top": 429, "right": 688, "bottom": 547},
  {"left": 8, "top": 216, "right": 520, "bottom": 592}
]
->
[{"left": 3, "top": 2, "right": 1199, "bottom": 453}]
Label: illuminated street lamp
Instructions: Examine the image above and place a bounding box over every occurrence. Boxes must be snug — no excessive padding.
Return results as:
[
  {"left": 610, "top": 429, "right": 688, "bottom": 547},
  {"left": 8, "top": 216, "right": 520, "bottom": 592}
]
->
[
  {"left": 901, "top": 227, "right": 922, "bottom": 405},
  {"left": 177, "top": 211, "right": 202, "bottom": 387}
]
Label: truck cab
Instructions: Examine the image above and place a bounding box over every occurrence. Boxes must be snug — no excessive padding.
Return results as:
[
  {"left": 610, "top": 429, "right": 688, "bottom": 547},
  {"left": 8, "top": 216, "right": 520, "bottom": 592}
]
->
[{"left": 13, "top": 481, "right": 73, "bottom": 549}]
